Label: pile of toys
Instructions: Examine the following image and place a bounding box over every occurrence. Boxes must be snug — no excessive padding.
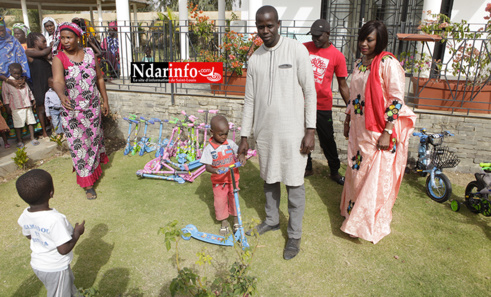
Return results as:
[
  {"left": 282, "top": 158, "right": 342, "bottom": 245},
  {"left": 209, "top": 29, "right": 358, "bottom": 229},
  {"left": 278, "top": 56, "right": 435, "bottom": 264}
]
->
[{"left": 122, "top": 109, "right": 255, "bottom": 184}]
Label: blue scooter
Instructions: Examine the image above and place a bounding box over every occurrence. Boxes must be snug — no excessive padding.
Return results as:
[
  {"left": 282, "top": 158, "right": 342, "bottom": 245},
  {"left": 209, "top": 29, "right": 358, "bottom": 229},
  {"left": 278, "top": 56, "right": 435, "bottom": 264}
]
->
[
  {"left": 138, "top": 117, "right": 156, "bottom": 156},
  {"left": 123, "top": 115, "right": 138, "bottom": 156},
  {"left": 181, "top": 162, "right": 249, "bottom": 249}
]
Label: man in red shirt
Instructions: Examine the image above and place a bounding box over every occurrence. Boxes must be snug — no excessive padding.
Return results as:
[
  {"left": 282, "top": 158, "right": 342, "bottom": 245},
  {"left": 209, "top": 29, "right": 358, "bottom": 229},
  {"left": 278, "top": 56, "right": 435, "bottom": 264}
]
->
[{"left": 304, "top": 19, "right": 349, "bottom": 185}]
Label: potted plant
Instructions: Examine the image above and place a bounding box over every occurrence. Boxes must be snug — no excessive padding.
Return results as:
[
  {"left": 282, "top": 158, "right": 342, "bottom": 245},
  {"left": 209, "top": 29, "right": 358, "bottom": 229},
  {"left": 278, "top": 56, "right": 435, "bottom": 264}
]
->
[
  {"left": 399, "top": 5, "right": 491, "bottom": 114},
  {"left": 187, "top": 6, "right": 263, "bottom": 96}
]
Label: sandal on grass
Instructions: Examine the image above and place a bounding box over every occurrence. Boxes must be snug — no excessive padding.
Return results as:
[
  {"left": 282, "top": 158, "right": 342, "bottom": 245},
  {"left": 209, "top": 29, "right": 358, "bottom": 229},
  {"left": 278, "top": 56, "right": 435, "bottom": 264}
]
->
[
  {"left": 233, "top": 224, "right": 240, "bottom": 233},
  {"left": 219, "top": 226, "right": 230, "bottom": 236},
  {"left": 85, "top": 188, "right": 97, "bottom": 200}
]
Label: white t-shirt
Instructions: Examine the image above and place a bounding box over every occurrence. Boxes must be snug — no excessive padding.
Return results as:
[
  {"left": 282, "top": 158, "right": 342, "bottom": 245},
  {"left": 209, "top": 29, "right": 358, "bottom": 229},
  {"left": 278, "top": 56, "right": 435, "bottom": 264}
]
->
[{"left": 18, "top": 208, "right": 74, "bottom": 272}]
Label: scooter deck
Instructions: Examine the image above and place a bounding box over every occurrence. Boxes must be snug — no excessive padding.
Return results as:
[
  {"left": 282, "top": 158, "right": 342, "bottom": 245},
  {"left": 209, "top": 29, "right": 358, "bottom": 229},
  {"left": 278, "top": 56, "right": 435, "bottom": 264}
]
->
[{"left": 182, "top": 224, "right": 234, "bottom": 246}]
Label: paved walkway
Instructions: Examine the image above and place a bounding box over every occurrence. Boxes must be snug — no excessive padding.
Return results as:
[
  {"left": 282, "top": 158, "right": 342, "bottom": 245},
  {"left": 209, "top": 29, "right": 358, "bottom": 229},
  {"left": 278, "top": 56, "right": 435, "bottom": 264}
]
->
[{"left": 0, "top": 137, "right": 59, "bottom": 178}]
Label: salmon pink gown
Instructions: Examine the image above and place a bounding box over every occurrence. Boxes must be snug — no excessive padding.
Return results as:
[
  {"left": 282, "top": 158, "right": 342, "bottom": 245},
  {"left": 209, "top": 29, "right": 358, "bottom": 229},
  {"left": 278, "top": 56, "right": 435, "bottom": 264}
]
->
[{"left": 340, "top": 55, "right": 416, "bottom": 243}]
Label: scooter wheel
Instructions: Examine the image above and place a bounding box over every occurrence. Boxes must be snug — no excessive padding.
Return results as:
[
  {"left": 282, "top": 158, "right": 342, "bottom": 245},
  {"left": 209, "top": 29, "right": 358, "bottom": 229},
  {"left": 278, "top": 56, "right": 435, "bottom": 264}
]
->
[
  {"left": 450, "top": 200, "right": 460, "bottom": 212},
  {"left": 181, "top": 228, "right": 191, "bottom": 240}
]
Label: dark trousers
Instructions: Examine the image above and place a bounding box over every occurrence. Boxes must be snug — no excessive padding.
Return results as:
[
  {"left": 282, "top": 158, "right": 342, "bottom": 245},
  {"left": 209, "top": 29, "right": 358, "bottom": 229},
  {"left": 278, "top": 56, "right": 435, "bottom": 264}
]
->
[{"left": 306, "top": 110, "right": 341, "bottom": 175}]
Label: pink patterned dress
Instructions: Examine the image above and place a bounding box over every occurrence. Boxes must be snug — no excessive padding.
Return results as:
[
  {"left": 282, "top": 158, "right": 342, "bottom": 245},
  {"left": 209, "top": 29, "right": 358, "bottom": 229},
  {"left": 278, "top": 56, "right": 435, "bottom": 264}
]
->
[
  {"left": 340, "top": 55, "right": 416, "bottom": 243},
  {"left": 57, "top": 47, "right": 108, "bottom": 187}
]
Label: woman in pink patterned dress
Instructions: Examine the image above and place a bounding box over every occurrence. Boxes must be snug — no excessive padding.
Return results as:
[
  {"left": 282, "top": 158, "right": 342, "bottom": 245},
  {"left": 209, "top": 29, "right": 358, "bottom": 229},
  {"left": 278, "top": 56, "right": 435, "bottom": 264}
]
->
[
  {"left": 340, "top": 20, "right": 416, "bottom": 243},
  {"left": 52, "top": 23, "right": 109, "bottom": 200}
]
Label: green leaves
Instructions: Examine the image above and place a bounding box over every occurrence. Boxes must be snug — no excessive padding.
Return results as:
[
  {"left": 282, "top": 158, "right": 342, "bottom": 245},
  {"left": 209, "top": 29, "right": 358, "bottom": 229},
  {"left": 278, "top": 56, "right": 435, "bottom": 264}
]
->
[
  {"left": 12, "top": 147, "right": 29, "bottom": 170},
  {"left": 160, "top": 220, "right": 259, "bottom": 296}
]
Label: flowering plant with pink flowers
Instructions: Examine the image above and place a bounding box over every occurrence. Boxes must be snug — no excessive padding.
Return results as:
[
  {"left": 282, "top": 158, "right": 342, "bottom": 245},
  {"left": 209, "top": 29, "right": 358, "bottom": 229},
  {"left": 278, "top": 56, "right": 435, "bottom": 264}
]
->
[{"left": 403, "top": 7, "right": 491, "bottom": 82}]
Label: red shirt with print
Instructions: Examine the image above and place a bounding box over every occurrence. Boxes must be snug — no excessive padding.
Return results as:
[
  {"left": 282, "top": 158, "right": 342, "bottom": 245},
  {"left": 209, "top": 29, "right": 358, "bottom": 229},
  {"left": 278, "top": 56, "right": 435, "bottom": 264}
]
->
[{"left": 303, "top": 42, "right": 348, "bottom": 111}]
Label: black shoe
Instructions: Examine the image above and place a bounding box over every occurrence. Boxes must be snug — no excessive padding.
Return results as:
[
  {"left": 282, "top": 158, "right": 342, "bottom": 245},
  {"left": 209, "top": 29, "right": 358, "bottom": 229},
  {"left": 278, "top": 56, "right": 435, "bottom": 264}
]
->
[
  {"left": 331, "top": 174, "right": 345, "bottom": 185},
  {"left": 283, "top": 238, "right": 301, "bottom": 260},
  {"left": 304, "top": 169, "right": 314, "bottom": 177},
  {"left": 245, "top": 221, "right": 280, "bottom": 236}
]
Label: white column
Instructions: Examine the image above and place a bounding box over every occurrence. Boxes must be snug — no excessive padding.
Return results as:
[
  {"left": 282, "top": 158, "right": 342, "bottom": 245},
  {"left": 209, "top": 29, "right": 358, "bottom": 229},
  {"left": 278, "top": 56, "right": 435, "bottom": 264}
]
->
[
  {"left": 179, "top": 0, "right": 189, "bottom": 60},
  {"left": 218, "top": 0, "right": 226, "bottom": 27},
  {"left": 218, "top": 0, "right": 225, "bottom": 46},
  {"left": 420, "top": 0, "right": 443, "bottom": 78},
  {"left": 133, "top": 4, "right": 140, "bottom": 48},
  {"left": 247, "top": 0, "right": 263, "bottom": 28},
  {"left": 421, "top": 0, "right": 442, "bottom": 21},
  {"left": 97, "top": 0, "right": 103, "bottom": 31},
  {"left": 21, "top": 0, "right": 30, "bottom": 28},
  {"left": 90, "top": 7, "right": 95, "bottom": 25},
  {"left": 38, "top": 3, "right": 43, "bottom": 29},
  {"left": 116, "top": 0, "right": 132, "bottom": 78},
  {"left": 241, "top": 0, "right": 249, "bottom": 24}
]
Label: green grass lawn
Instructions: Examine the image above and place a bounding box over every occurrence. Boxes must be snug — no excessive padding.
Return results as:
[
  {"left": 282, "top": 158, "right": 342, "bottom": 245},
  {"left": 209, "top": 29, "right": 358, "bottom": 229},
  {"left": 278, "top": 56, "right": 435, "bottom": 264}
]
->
[{"left": 1, "top": 151, "right": 490, "bottom": 296}]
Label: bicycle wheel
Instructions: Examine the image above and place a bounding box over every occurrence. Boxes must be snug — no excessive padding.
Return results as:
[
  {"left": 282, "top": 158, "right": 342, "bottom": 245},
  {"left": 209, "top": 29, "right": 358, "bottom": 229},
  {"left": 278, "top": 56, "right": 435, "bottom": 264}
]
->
[
  {"left": 481, "top": 199, "right": 491, "bottom": 217},
  {"left": 464, "top": 181, "right": 482, "bottom": 213},
  {"left": 426, "top": 173, "right": 452, "bottom": 203}
]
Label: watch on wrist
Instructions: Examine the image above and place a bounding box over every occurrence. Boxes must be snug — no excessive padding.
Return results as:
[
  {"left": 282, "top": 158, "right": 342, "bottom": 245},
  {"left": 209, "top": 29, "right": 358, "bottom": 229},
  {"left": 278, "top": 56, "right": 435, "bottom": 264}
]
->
[{"left": 384, "top": 128, "right": 393, "bottom": 135}]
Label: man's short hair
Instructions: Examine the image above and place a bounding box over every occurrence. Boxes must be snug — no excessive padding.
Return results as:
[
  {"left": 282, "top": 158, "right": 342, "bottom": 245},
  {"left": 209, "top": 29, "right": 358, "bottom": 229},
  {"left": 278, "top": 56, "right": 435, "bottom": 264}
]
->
[
  {"left": 358, "top": 20, "right": 388, "bottom": 56},
  {"left": 16, "top": 169, "right": 53, "bottom": 205},
  {"left": 256, "top": 5, "right": 279, "bottom": 22}
]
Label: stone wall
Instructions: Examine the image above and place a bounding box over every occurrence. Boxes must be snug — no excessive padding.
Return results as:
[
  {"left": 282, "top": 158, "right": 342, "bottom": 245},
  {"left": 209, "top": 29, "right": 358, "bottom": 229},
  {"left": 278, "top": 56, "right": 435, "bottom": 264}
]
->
[{"left": 106, "top": 88, "right": 491, "bottom": 173}]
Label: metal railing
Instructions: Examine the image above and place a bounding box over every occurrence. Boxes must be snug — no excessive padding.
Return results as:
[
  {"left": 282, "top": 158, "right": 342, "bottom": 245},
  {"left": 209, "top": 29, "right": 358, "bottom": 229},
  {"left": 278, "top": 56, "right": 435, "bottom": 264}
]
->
[{"left": 87, "top": 20, "right": 491, "bottom": 115}]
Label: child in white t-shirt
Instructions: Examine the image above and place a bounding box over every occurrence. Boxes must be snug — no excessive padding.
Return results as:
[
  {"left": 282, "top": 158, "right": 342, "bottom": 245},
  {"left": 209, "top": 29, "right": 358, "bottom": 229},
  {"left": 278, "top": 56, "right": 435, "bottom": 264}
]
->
[{"left": 17, "top": 169, "right": 85, "bottom": 296}]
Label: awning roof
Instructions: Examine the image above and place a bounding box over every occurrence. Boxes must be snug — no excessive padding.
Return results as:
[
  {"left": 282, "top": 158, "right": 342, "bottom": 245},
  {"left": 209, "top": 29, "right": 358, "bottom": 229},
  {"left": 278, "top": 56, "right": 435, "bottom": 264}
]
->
[{"left": 0, "top": 0, "right": 151, "bottom": 11}]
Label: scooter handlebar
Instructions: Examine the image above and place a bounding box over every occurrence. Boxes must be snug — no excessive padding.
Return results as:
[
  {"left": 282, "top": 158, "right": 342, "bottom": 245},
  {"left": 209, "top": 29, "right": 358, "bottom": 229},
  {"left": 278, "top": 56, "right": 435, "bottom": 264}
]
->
[
  {"left": 198, "top": 109, "right": 219, "bottom": 114},
  {"left": 216, "top": 162, "right": 242, "bottom": 174}
]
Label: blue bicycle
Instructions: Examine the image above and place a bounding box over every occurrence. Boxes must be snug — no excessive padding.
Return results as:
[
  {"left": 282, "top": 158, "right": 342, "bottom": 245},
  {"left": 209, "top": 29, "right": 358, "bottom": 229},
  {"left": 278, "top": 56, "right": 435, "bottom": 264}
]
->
[{"left": 412, "top": 129, "right": 460, "bottom": 203}]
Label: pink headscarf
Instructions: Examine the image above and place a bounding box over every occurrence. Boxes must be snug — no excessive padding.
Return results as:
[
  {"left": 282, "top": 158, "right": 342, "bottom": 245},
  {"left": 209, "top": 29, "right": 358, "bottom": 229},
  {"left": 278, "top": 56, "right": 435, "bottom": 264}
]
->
[
  {"left": 109, "top": 21, "right": 117, "bottom": 31},
  {"left": 52, "top": 22, "right": 83, "bottom": 54}
]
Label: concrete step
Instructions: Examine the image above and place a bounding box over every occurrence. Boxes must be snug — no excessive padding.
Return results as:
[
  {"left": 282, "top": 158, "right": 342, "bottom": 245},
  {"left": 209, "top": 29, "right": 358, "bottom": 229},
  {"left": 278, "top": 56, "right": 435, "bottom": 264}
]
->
[{"left": 0, "top": 138, "right": 60, "bottom": 178}]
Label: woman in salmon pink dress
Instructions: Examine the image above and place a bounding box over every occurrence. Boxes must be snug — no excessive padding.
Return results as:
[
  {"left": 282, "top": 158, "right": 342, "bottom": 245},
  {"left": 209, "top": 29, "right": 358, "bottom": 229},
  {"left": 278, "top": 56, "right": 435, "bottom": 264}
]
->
[{"left": 340, "top": 20, "right": 416, "bottom": 243}]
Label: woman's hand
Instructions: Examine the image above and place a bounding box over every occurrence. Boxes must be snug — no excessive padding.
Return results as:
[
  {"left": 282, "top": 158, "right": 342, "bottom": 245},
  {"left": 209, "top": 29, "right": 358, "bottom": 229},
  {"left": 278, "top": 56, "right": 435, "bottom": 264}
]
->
[
  {"left": 7, "top": 77, "right": 25, "bottom": 89},
  {"left": 101, "top": 101, "right": 110, "bottom": 116},
  {"left": 60, "top": 95, "right": 74, "bottom": 110},
  {"left": 343, "top": 115, "right": 350, "bottom": 138},
  {"left": 377, "top": 132, "right": 391, "bottom": 150}
]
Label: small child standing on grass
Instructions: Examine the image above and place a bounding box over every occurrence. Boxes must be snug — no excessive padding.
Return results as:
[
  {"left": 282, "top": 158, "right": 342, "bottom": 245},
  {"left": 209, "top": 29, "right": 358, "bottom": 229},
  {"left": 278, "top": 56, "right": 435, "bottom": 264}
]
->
[
  {"left": 17, "top": 169, "right": 85, "bottom": 296},
  {"left": 1, "top": 63, "right": 39, "bottom": 148},
  {"left": 200, "top": 115, "right": 240, "bottom": 236},
  {"left": 44, "top": 77, "right": 63, "bottom": 137}
]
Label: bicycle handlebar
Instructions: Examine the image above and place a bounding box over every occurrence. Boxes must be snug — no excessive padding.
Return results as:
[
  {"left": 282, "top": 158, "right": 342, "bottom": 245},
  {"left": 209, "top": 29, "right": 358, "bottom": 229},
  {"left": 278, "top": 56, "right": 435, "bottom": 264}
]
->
[{"left": 198, "top": 109, "right": 219, "bottom": 114}]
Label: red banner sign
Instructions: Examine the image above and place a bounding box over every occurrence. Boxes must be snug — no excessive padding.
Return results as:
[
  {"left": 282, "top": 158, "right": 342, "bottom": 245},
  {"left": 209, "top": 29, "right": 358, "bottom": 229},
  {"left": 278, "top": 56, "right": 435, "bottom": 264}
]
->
[{"left": 131, "top": 62, "right": 223, "bottom": 83}]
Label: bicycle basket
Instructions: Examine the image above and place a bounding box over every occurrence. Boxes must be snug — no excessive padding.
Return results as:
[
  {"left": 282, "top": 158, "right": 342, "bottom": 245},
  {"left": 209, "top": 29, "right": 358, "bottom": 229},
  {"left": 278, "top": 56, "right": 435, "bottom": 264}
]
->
[{"left": 430, "top": 146, "right": 460, "bottom": 169}]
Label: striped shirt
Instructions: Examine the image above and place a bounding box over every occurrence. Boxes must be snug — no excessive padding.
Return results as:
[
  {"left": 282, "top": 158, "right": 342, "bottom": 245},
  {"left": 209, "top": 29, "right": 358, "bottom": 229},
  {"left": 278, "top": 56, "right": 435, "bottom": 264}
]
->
[{"left": 1, "top": 77, "right": 34, "bottom": 110}]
